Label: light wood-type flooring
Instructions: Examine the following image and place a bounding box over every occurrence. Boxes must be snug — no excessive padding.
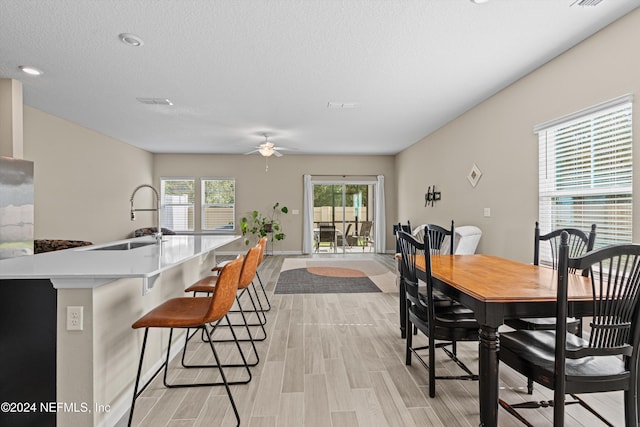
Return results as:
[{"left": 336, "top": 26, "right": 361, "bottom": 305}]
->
[{"left": 125, "top": 254, "right": 626, "bottom": 427}]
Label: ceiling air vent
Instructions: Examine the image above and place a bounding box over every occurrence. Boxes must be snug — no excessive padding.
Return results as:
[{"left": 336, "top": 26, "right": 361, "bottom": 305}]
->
[
  {"left": 136, "top": 98, "right": 174, "bottom": 106},
  {"left": 571, "top": 0, "right": 604, "bottom": 6},
  {"left": 327, "top": 102, "right": 359, "bottom": 109}
]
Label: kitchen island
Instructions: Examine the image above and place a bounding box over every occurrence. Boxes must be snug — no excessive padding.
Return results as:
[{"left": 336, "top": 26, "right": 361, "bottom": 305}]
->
[{"left": 0, "top": 234, "right": 239, "bottom": 427}]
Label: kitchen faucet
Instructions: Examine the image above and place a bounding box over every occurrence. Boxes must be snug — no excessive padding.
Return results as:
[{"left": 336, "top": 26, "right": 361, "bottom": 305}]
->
[{"left": 130, "top": 184, "right": 162, "bottom": 242}]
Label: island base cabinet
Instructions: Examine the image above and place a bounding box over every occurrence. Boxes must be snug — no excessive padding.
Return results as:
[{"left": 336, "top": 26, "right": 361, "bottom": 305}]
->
[{"left": 0, "top": 279, "right": 57, "bottom": 427}]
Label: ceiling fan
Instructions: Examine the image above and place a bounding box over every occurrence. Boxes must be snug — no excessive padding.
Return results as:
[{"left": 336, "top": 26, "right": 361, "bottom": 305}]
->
[
  {"left": 245, "top": 135, "right": 287, "bottom": 157},
  {"left": 244, "top": 135, "right": 289, "bottom": 171}
]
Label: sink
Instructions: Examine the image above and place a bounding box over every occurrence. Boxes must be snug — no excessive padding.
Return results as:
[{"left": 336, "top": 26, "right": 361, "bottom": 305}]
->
[{"left": 90, "top": 241, "right": 156, "bottom": 251}]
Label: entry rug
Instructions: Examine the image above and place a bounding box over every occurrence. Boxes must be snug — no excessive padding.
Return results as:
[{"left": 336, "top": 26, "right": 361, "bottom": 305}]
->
[{"left": 275, "top": 258, "right": 397, "bottom": 294}]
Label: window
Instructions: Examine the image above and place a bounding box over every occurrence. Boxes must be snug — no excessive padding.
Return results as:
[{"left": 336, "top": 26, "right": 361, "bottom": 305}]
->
[
  {"left": 160, "top": 178, "right": 195, "bottom": 232},
  {"left": 201, "top": 178, "right": 235, "bottom": 231},
  {"left": 536, "top": 95, "right": 633, "bottom": 263}
]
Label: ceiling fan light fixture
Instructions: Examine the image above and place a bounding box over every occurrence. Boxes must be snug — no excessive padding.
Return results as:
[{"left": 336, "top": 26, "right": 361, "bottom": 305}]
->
[{"left": 258, "top": 147, "right": 274, "bottom": 157}]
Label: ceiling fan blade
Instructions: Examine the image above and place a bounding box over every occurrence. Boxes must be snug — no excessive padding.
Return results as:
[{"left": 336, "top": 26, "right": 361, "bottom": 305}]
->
[
  {"left": 244, "top": 149, "right": 259, "bottom": 155},
  {"left": 273, "top": 150, "right": 283, "bottom": 157}
]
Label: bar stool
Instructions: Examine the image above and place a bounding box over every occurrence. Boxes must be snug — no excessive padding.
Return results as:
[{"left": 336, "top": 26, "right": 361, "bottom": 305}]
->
[
  {"left": 183, "top": 244, "right": 264, "bottom": 367},
  {"left": 127, "top": 255, "right": 246, "bottom": 427},
  {"left": 214, "top": 237, "right": 271, "bottom": 313},
  {"left": 209, "top": 238, "right": 269, "bottom": 332},
  {"left": 253, "top": 237, "right": 272, "bottom": 311}
]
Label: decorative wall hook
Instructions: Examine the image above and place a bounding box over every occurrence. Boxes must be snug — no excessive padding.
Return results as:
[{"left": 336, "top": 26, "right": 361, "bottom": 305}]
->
[{"left": 425, "top": 185, "right": 441, "bottom": 207}]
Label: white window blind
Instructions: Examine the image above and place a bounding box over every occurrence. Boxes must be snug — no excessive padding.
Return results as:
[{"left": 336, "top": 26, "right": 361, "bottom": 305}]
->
[
  {"left": 201, "top": 178, "right": 235, "bottom": 231},
  {"left": 537, "top": 95, "right": 633, "bottom": 263},
  {"left": 160, "top": 178, "right": 195, "bottom": 232}
]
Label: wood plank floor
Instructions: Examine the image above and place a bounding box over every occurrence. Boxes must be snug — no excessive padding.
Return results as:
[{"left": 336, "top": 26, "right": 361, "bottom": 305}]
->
[{"left": 125, "top": 254, "right": 626, "bottom": 427}]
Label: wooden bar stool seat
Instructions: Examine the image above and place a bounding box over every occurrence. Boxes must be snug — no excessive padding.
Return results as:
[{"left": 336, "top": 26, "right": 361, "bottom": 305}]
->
[{"left": 127, "top": 255, "right": 246, "bottom": 427}]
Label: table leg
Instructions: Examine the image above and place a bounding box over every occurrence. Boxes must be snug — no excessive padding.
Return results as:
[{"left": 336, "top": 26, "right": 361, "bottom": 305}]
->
[{"left": 478, "top": 325, "right": 499, "bottom": 427}]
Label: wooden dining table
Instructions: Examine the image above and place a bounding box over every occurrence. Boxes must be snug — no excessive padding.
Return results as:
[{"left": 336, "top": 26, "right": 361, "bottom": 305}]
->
[{"left": 415, "top": 254, "right": 593, "bottom": 427}]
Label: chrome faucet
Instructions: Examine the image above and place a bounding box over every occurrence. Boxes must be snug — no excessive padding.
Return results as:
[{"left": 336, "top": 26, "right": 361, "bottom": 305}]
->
[{"left": 130, "top": 184, "right": 162, "bottom": 242}]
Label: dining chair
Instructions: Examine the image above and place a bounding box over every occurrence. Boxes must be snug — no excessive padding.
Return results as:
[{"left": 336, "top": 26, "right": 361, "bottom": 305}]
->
[
  {"left": 396, "top": 230, "right": 479, "bottom": 398},
  {"left": 398, "top": 222, "right": 460, "bottom": 338},
  {"left": 128, "top": 255, "right": 247, "bottom": 427},
  {"left": 498, "top": 232, "right": 640, "bottom": 426},
  {"left": 505, "top": 222, "right": 596, "bottom": 393},
  {"left": 395, "top": 222, "right": 413, "bottom": 338}
]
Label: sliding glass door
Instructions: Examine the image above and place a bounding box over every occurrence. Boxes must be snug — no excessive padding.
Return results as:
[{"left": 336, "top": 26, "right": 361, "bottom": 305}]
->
[{"left": 312, "top": 182, "right": 375, "bottom": 253}]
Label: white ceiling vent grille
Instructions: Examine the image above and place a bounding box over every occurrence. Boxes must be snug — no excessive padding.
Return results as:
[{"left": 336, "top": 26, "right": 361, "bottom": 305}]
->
[
  {"left": 327, "top": 102, "right": 359, "bottom": 109},
  {"left": 136, "top": 97, "right": 174, "bottom": 106},
  {"left": 571, "top": 0, "right": 604, "bottom": 6}
]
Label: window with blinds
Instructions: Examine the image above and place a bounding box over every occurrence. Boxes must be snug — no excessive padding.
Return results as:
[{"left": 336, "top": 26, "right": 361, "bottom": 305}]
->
[
  {"left": 536, "top": 95, "right": 633, "bottom": 262},
  {"left": 160, "top": 178, "right": 195, "bottom": 232},
  {"left": 201, "top": 178, "right": 235, "bottom": 231}
]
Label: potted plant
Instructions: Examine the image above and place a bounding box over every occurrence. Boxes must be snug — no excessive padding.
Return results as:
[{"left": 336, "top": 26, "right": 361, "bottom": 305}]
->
[{"left": 240, "top": 202, "right": 289, "bottom": 246}]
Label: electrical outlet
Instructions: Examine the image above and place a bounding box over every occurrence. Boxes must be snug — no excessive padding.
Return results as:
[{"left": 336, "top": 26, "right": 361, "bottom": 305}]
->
[
  {"left": 67, "top": 306, "right": 84, "bottom": 331},
  {"left": 484, "top": 208, "right": 491, "bottom": 217}
]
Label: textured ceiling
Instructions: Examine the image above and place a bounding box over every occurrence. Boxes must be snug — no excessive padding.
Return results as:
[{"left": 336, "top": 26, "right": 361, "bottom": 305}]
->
[{"left": 0, "top": 0, "right": 638, "bottom": 155}]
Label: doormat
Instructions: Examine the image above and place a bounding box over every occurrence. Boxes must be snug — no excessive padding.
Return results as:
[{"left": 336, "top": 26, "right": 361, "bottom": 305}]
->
[{"left": 274, "top": 259, "right": 397, "bottom": 294}]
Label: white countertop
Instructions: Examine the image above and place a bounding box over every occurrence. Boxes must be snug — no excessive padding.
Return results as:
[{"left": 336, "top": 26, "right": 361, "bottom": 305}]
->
[{"left": 0, "top": 234, "right": 240, "bottom": 289}]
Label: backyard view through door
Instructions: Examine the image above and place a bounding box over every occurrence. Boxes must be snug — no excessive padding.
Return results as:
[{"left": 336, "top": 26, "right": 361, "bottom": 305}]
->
[{"left": 313, "top": 183, "right": 374, "bottom": 253}]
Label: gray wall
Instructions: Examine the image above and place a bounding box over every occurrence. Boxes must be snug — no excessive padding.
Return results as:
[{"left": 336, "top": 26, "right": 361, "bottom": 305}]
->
[{"left": 23, "top": 106, "right": 154, "bottom": 244}]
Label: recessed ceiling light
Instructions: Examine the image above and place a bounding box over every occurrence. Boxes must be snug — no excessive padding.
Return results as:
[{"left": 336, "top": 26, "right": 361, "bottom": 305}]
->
[
  {"left": 470, "top": 0, "right": 489, "bottom": 3},
  {"left": 19, "top": 65, "right": 43, "bottom": 76},
  {"left": 119, "top": 33, "right": 144, "bottom": 47}
]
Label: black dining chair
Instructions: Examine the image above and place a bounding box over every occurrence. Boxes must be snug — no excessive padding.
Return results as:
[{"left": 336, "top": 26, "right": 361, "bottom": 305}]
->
[
  {"left": 499, "top": 232, "right": 640, "bottom": 426},
  {"left": 395, "top": 222, "right": 413, "bottom": 338},
  {"left": 398, "top": 221, "right": 461, "bottom": 338},
  {"left": 505, "top": 222, "right": 596, "bottom": 393},
  {"left": 397, "top": 230, "right": 479, "bottom": 398}
]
